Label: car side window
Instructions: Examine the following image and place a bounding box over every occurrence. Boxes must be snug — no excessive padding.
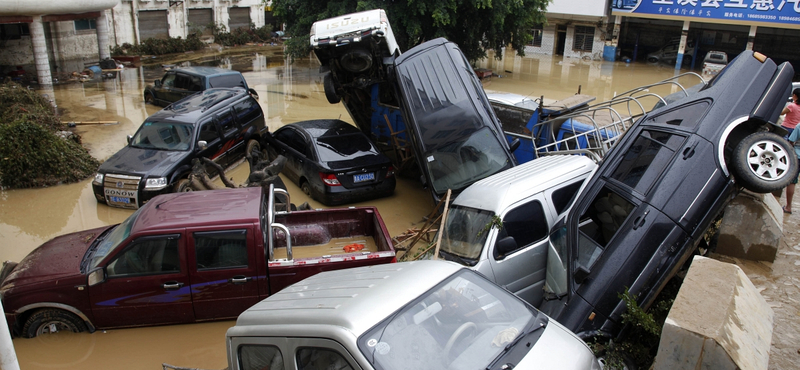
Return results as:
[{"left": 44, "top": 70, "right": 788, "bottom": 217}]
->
[
  {"left": 198, "top": 120, "right": 220, "bottom": 143},
  {"left": 106, "top": 235, "right": 180, "bottom": 277},
  {"left": 296, "top": 347, "right": 353, "bottom": 370},
  {"left": 609, "top": 129, "right": 685, "bottom": 195},
  {"left": 577, "top": 187, "right": 634, "bottom": 269},
  {"left": 275, "top": 129, "right": 308, "bottom": 157},
  {"left": 194, "top": 230, "right": 248, "bottom": 270},
  {"left": 239, "top": 344, "right": 284, "bottom": 370},
  {"left": 162, "top": 73, "right": 176, "bottom": 87},
  {"left": 218, "top": 111, "right": 238, "bottom": 138},
  {"left": 174, "top": 73, "right": 192, "bottom": 90},
  {"left": 233, "top": 98, "right": 262, "bottom": 126},
  {"left": 551, "top": 180, "right": 585, "bottom": 215},
  {"left": 495, "top": 200, "right": 548, "bottom": 258},
  {"left": 188, "top": 75, "right": 203, "bottom": 91}
]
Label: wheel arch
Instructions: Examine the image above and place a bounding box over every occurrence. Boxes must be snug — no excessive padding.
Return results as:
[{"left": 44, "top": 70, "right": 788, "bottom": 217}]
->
[
  {"left": 717, "top": 116, "right": 761, "bottom": 177},
  {"left": 16, "top": 302, "right": 96, "bottom": 333}
]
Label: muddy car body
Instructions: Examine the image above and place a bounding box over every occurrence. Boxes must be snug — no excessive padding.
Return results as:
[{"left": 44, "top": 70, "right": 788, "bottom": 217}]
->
[
  {"left": 538, "top": 51, "right": 796, "bottom": 339},
  {"left": 391, "top": 38, "right": 519, "bottom": 203}
]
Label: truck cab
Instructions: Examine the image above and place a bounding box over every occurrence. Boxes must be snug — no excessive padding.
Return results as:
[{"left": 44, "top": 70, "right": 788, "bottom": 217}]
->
[{"left": 435, "top": 155, "right": 596, "bottom": 306}]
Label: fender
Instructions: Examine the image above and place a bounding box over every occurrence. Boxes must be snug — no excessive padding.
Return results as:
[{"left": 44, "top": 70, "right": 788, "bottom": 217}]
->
[
  {"left": 716, "top": 116, "right": 750, "bottom": 177},
  {"left": 169, "top": 166, "right": 192, "bottom": 185},
  {"left": 16, "top": 302, "right": 96, "bottom": 332}
]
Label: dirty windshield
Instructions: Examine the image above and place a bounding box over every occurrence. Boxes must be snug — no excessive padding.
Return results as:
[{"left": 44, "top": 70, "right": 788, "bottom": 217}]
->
[
  {"left": 88, "top": 207, "right": 143, "bottom": 269},
  {"left": 316, "top": 133, "right": 378, "bottom": 162},
  {"left": 130, "top": 122, "right": 194, "bottom": 151},
  {"left": 438, "top": 205, "right": 494, "bottom": 262},
  {"left": 425, "top": 126, "right": 512, "bottom": 194},
  {"left": 358, "top": 269, "right": 537, "bottom": 370}
]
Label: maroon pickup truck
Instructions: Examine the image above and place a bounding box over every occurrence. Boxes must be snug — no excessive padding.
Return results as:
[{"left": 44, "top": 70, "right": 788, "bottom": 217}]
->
[{"left": 0, "top": 185, "right": 395, "bottom": 338}]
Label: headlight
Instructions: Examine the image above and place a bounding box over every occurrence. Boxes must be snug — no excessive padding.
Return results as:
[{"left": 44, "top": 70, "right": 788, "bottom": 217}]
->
[
  {"left": 144, "top": 177, "right": 168, "bottom": 190},
  {"left": 93, "top": 173, "right": 104, "bottom": 185}
]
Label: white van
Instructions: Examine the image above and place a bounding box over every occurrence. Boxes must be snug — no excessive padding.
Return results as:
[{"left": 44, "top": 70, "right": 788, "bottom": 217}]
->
[
  {"left": 435, "top": 155, "right": 597, "bottom": 307},
  {"left": 310, "top": 9, "right": 400, "bottom": 104}
]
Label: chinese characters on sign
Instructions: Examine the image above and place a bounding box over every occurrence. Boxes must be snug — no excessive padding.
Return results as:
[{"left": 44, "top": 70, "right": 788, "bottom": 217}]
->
[{"left": 612, "top": 0, "right": 800, "bottom": 25}]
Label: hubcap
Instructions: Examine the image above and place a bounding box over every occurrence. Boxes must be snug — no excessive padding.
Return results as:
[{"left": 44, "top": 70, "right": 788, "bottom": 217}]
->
[{"left": 747, "top": 140, "right": 790, "bottom": 181}]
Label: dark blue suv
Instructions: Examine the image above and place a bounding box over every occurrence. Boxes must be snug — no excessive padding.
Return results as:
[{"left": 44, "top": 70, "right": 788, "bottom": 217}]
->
[{"left": 143, "top": 66, "right": 258, "bottom": 106}]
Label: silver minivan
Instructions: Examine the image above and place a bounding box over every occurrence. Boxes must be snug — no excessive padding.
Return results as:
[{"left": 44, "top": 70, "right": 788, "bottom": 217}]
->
[{"left": 226, "top": 261, "right": 601, "bottom": 370}]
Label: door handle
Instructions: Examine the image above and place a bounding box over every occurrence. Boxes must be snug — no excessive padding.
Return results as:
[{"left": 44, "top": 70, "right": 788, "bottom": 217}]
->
[
  {"left": 682, "top": 142, "right": 698, "bottom": 160},
  {"left": 162, "top": 281, "right": 184, "bottom": 290},
  {"left": 632, "top": 210, "right": 650, "bottom": 230},
  {"left": 230, "top": 275, "right": 252, "bottom": 284}
]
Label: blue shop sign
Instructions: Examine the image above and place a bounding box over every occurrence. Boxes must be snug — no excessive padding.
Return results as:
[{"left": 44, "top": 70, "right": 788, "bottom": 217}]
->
[{"left": 612, "top": 0, "right": 800, "bottom": 25}]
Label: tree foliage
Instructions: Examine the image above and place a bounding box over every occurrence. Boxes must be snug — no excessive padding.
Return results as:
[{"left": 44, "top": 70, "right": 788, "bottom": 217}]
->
[{"left": 268, "top": 0, "right": 550, "bottom": 62}]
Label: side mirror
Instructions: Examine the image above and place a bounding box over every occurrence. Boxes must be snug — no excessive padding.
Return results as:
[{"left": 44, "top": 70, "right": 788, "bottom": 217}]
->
[
  {"left": 494, "top": 236, "right": 517, "bottom": 260},
  {"left": 508, "top": 138, "right": 521, "bottom": 152},
  {"left": 197, "top": 140, "right": 208, "bottom": 150},
  {"left": 126, "top": 135, "right": 133, "bottom": 145},
  {"left": 248, "top": 88, "right": 259, "bottom": 99},
  {"left": 87, "top": 267, "right": 106, "bottom": 287},
  {"left": 154, "top": 80, "right": 162, "bottom": 87},
  {"left": 573, "top": 264, "right": 591, "bottom": 284}
]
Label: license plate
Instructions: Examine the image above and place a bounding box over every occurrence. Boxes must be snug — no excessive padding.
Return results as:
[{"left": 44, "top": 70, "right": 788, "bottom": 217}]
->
[
  {"left": 353, "top": 173, "right": 375, "bottom": 183},
  {"left": 109, "top": 196, "right": 130, "bottom": 204}
]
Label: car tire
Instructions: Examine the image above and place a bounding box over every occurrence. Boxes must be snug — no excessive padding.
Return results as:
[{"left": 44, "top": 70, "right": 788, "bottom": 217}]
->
[
  {"left": 22, "top": 309, "right": 87, "bottom": 338},
  {"left": 731, "top": 131, "right": 797, "bottom": 193},
  {"left": 301, "top": 181, "right": 314, "bottom": 200},
  {"left": 246, "top": 139, "right": 264, "bottom": 161},
  {"left": 174, "top": 178, "right": 193, "bottom": 193},
  {"left": 323, "top": 73, "right": 341, "bottom": 104},
  {"left": 647, "top": 57, "right": 658, "bottom": 63},
  {"left": 144, "top": 92, "right": 155, "bottom": 105}
]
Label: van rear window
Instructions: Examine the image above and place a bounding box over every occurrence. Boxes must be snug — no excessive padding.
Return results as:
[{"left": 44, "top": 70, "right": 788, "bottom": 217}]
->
[{"left": 209, "top": 74, "right": 246, "bottom": 88}]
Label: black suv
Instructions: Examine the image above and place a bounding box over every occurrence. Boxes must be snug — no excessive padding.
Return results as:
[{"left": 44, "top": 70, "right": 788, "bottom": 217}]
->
[
  {"left": 538, "top": 51, "right": 796, "bottom": 340},
  {"left": 93, "top": 88, "right": 267, "bottom": 209},
  {"left": 143, "top": 66, "right": 258, "bottom": 107}
]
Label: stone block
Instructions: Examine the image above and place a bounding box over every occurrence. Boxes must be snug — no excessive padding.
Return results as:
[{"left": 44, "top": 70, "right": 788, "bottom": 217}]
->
[
  {"left": 653, "top": 256, "right": 773, "bottom": 370},
  {"left": 715, "top": 190, "right": 782, "bottom": 262}
]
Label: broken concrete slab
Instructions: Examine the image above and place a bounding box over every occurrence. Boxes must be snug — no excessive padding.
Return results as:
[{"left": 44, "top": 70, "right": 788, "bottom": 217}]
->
[
  {"left": 715, "top": 190, "right": 782, "bottom": 262},
  {"left": 653, "top": 256, "right": 773, "bottom": 370}
]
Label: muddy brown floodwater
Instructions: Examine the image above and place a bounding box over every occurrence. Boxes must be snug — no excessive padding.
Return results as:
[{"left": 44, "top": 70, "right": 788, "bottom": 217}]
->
[{"left": 1, "top": 46, "right": 796, "bottom": 369}]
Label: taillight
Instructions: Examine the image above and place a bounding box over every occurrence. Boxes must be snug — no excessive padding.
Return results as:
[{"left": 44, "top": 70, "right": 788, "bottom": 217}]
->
[
  {"left": 320, "top": 173, "right": 341, "bottom": 186},
  {"left": 386, "top": 165, "right": 395, "bottom": 178}
]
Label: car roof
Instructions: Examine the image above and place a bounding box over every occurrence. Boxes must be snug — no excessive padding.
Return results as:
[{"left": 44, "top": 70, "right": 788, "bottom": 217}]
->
[
  {"left": 131, "top": 187, "right": 262, "bottom": 233},
  {"left": 171, "top": 66, "right": 242, "bottom": 77},
  {"left": 232, "top": 261, "right": 463, "bottom": 337},
  {"left": 147, "top": 88, "right": 247, "bottom": 123},
  {"left": 453, "top": 155, "right": 597, "bottom": 214},
  {"left": 287, "top": 119, "right": 361, "bottom": 138}
]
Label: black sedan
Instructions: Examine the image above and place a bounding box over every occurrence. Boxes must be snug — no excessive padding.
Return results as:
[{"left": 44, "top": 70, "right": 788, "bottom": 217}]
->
[{"left": 264, "top": 120, "right": 396, "bottom": 205}]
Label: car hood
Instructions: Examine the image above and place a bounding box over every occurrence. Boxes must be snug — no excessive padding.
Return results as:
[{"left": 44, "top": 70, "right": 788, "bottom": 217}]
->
[
  {"left": 2, "top": 226, "right": 113, "bottom": 289},
  {"left": 516, "top": 320, "right": 600, "bottom": 369},
  {"left": 99, "top": 145, "right": 190, "bottom": 177}
]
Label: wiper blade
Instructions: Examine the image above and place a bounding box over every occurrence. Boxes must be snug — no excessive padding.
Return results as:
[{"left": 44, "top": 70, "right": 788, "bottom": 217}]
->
[
  {"left": 438, "top": 250, "right": 477, "bottom": 266},
  {"left": 485, "top": 319, "right": 547, "bottom": 370}
]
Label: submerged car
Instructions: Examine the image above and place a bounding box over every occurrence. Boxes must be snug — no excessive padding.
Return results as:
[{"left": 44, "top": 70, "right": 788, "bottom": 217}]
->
[
  {"left": 391, "top": 38, "right": 519, "bottom": 203},
  {"left": 537, "top": 51, "right": 796, "bottom": 340},
  {"left": 226, "top": 261, "right": 601, "bottom": 370},
  {"left": 93, "top": 88, "right": 267, "bottom": 208},
  {"left": 143, "top": 66, "right": 258, "bottom": 106},
  {"left": 264, "top": 119, "right": 396, "bottom": 205}
]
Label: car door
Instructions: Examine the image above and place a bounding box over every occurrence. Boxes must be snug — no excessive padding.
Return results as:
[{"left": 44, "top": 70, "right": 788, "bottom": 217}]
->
[
  {"left": 215, "top": 108, "right": 243, "bottom": 168},
  {"left": 88, "top": 232, "right": 193, "bottom": 328},
  {"left": 172, "top": 72, "right": 197, "bottom": 101},
  {"left": 155, "top": 72, "right": 177, "bottom": 103},
  {"left": 272, "top": 128, "right": 308, "bottom": 184},
  {"left": 187, "top": 226, "right": 261, "bottom": 320},
  {"left": 196, "top": 118, "right": 226, "bottom": 177}
]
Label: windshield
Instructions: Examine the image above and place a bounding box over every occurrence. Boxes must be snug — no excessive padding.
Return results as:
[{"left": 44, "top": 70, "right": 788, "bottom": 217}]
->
[
  {"left": 425, "top": 126, "right": 512, "bottom": 194},
  {"left": 89, "top": 207, "right": 143, "bottom": 269},
  {"left": 316, "top": 133, "right": 378, "bottom": 162},
  {"left": 358, "top": 270, "right": 536, "bottom": 370},
  {"left": 544, "top": 224, "right": 569, "bottom": 297},
  {"left": 130, "top": 121, "right": 194, "bottom": 150},
  {"left": 437, "top": 205, "right": 494, "bottom": 261}
]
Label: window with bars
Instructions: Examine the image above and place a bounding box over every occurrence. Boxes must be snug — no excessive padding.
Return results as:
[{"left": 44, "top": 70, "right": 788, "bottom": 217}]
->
[
  {"left": 573, "top": 26, "right": 595, "bottom": 52},
  {"left": 530, "top": 25, "right": 543, "bottom": 47}
]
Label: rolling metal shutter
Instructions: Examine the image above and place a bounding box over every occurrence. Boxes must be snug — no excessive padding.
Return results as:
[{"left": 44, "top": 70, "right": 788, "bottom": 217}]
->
[
  {"left": 188, "top": 8, "right": 213, "bottom": 36},
  {"left": 228, "top": 7, "right": 251, "bottom": 31},
  {"left": 138, "top": 10, "right": 168, "bottom": 40}
]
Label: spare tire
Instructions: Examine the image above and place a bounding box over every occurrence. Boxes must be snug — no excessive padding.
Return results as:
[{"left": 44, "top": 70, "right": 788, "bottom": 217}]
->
[
  {"left": 323, "top": 73, "right": 341, "bottom": 104},
  {"left": 339, "top": 48, "right": 373, "bottom": 73}
]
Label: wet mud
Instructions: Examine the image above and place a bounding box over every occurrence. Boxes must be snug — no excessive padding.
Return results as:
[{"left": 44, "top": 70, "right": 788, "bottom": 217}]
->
[{"left": 1, "top": 48, "right": 796, "bottom": 369}]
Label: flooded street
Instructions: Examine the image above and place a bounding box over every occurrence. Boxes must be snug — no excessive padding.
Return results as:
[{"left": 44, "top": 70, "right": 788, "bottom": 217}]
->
[{"left": 3, "top": 47, "right": 782, "bottom": 369}]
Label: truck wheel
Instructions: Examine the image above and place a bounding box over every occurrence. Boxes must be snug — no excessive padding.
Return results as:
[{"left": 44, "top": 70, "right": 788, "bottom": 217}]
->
[
  {"left": 323, "top": 73, "right": 341, "bottom": 104},
  {"left": 731, "top": 131, "right": 796, "bottom": 193},
  {"left": 174, "top": 178, "right": 193, "bottom": 193},
  {"left": 340, "top": 48, "right": 373, "bottom": 73},
  {"left": 647, "top": 57, "right": 658, "bottom": 63},
  {"left": 22, "top": 309, "right": 87, "bottom": 338}
]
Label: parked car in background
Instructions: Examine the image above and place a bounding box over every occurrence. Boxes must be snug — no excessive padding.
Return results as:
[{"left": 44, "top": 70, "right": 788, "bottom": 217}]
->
[
  {"left": 646, "top": 38, "right": 696, "bottom": 64},
  {"left": 391, "top": 38, "right": 520, "bottom": 203},
  {"left": 93, "top": 88, "right": 267, "bottom": 209},
  {"left": 538, "top": 51, "right": 796, "bottom": 341},
  {"left": 226, "top": 261, "right": 602, "bottom": 370},
  {"left": 143, "top": 66, "right": 258, "bottom": 106},
  {"left": 701, "top": 51, "right": 728, "bottom": 77},
  {"left": 1, "top": 185, "right": 396, "bottom": 338},
  {"left": 435, "top": 155, "right": 596, "bottom": 307},
  {"left": 264, "top": 119, "right": 396, "bottom": 205},
  {"left": 310, "top": 9, "right": 400, "bottom": 105}
]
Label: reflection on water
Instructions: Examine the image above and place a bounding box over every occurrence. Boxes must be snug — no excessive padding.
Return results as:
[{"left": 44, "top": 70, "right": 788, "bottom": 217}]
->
[{"left": 1, "top": 47, "right": 692, "bottom": 369}]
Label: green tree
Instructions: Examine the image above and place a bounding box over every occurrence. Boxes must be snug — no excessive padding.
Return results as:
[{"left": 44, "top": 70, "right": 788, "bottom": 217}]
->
[{"left": 268, "top": 0, "right": 550, "bottom": 62}]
